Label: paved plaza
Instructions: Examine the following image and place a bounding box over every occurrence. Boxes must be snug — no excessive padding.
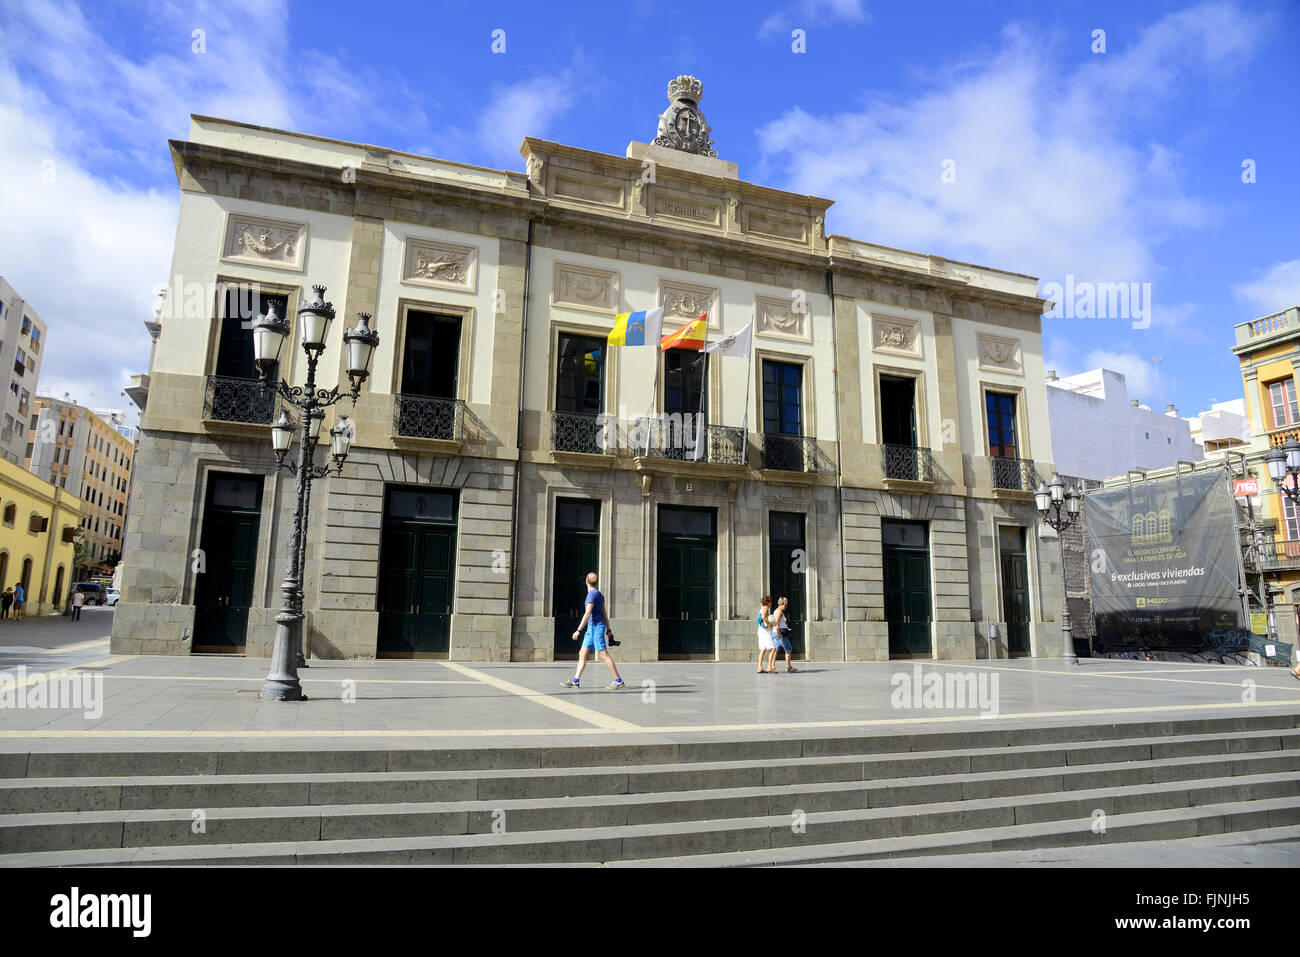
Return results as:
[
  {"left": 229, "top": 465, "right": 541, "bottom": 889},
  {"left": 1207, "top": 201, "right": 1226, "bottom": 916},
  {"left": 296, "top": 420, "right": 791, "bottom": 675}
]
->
[{"left": 2, "top": 610, "right": 1299, "bottom": 754}]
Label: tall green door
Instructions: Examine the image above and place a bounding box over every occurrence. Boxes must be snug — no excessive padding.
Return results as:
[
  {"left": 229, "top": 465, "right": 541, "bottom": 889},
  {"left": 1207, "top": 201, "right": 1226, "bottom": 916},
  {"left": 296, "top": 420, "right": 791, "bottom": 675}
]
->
[
  {"left": 999, "top": 526, "right": 1031, "bottom": 656},
  {"left": 193, "top": 475, "right": 264, "bottom": 654},
  {"left": 553, "top": 499, "right": 601, "bottom": 659},
  {"left": 883, "top": 519, "right": 932, "bottom": 657},
  {"left": 657, "top": 506, "right": 716, "bottom": 659},
  {"left": 377, "top": 488, "right": 457, "bottom": 658},
  {"left": 769, "top": 511, "right": 807, "bottom": 655}
]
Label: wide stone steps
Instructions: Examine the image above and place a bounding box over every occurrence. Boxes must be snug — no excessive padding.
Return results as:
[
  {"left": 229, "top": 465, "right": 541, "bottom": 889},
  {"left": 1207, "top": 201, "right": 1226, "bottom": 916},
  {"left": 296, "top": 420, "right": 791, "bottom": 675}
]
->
[{"left": 1, "top": 713, "right": 1296, "bottom": 865}]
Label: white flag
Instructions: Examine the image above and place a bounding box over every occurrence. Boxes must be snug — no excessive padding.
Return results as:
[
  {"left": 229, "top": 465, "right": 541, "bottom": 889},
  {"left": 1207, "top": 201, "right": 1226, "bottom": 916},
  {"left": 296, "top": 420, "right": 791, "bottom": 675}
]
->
[{"left": 703, "top": 321, "right": 753, "bottom": 358}]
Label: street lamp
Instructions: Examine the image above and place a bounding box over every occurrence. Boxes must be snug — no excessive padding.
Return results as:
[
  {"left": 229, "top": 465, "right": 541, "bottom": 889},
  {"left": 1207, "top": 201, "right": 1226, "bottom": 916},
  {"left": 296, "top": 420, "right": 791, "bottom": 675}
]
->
[
  {"left": 1263, "top": 437, "right": 1300, "bottom": 505},
  {"left": 252, "top": 284, "right": 379, "bottom": 701},
  {"left": 1035, "top": 472, "right": 1083, "bottom": 666}
]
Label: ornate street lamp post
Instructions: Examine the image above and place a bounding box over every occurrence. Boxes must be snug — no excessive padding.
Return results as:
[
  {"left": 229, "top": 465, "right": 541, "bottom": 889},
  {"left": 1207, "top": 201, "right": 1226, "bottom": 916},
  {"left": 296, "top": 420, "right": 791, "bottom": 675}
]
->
[
  {"left": 1035, "top": 473, "right": 1083, "bottom": 666},
  {"left": 250, "top": 286, "right": 379, "bottom": 701}
]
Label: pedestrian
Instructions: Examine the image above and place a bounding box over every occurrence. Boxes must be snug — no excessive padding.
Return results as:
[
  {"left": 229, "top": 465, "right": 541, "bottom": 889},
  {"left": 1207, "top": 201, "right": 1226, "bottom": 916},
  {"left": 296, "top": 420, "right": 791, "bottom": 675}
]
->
[
  {"left": 773, "top": 596, "right": 798, "bottom": 672},
  {"left": 563, "top": 572, "right": 625, "bottom": 690},
  {"left": 12, "top": 582, "right": 24, "bottom": 621},
  {"left": 71, "top": 589, "right": 85, "bottom": 622},
  {"left": 756, "top": 595, "right": 777, "bottom": 674},
  {"left": 0, "top": 587, "right": 11, "bottom": 620}
]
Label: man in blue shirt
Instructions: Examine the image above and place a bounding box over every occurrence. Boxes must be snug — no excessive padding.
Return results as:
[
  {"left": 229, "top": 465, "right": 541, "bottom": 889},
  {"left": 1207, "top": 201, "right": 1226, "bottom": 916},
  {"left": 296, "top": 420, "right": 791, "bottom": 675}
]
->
[
  {"left": 564, "top": 572, "right": 625, "bottom": 690},
  {"left": 12, "top": 582, "right": 24, "bottom": 621}
]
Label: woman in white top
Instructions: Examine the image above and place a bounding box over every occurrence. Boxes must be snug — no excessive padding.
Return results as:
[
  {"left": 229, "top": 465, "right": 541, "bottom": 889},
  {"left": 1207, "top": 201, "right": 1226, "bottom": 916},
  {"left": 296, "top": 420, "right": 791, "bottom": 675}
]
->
[{"left": 756, "top": 595, "right": 777, "bottom": 674}]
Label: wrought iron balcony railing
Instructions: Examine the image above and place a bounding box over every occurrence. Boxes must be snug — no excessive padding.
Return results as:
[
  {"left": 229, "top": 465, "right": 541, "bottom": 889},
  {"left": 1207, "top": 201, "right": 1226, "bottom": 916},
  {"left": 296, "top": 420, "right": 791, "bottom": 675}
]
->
[
  {"left": 645, "top": 423, "right": 747, "bottom": 465},
  {"left": 882, "top": 444, "right": 934, "bottom": 482},
  {"left": 990, "top": 455, "right": 1037, "bottom": 492},
  {"left": 393, "top": 394, "right": 466, "bottom": 442},
  {"left": 1248, "top": 538, "right": 1300, "bottom": 571},
  {"left": 761, "top": 433, "right": 818, "bottom": 473},
  {"left": 551, "top": 411, "right": 614, "bottom": 455},
  {"left": 202, "top": 375, "right": 276, "bottom": 425}
]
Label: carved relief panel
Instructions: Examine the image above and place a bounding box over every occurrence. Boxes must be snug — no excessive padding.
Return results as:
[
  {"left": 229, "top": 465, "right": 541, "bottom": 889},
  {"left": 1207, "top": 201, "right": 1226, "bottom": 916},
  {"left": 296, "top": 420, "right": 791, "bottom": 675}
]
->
[
  {"left": 977, "top": 334, "right": 1022, "bottom": 374},
  {"left": 401, "top": 238, "right": 478, "bottom": 292},
  {"left": 552, "top": 263, "right": 620, "bottom": 314},
  {"left": 221, "top": 214, "right": 306, "bottom": 271},
  {"left": 871, "top": 314, "right": 923, "bottom": 358},
  {"left": 754, "top": 294, "right": 811, "bottom": 343},
  {"left": 659, "top": 279, "right": 720, "bottom": 330}
]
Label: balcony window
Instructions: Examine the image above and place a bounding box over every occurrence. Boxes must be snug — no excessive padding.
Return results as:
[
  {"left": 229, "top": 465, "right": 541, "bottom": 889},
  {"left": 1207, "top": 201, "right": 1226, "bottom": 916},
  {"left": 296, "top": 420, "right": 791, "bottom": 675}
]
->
[
  {"left": 1268, "top": 378, "right": 1298, "bottom": 429},
  {"left": 987, "top": 391, "right": 1018, "bottom": 458},
  {"left": 556, "top": 333, "right": 605, "bottom": 416},
  {"left": 13, "top": 348, "right": 26, "bottom": 377},
  {"left": 1286, "top": 497, "right": 1300, "bottom": 541},
  {"left": 393, "top": 310, "right": 465, "bottom": 441}
]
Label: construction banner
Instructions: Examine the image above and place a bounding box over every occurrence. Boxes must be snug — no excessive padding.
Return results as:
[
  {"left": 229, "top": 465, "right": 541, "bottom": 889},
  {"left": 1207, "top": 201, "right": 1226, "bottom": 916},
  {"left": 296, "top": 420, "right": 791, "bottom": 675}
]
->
[{"left": 1087, "top": 470, "right": 1241, "bottom": 653}]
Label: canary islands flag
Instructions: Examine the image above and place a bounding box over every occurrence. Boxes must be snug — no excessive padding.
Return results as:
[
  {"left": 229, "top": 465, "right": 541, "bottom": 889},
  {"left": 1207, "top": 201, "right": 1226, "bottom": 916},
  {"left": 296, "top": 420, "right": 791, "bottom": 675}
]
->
[
  {"left": 660, "top": 314, "right": 708, "bottom": 351},
  {"left": 607, "top": 306, "right": 664, "bottom": 346}
]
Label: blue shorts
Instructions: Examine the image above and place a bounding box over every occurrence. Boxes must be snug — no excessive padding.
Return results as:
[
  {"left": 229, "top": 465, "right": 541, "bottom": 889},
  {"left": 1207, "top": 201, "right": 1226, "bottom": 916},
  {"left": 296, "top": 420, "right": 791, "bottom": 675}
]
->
[
  {"left": 582, "top": 622, "right": 607, "bottom": 652},
  {"left": 774, "top": 632, "right": 792, "bottom": 653}
]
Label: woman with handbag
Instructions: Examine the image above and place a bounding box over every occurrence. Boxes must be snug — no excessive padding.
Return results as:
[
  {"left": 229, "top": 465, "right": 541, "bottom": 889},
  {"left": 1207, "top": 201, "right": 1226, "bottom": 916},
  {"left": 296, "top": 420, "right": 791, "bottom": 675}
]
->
[{"left": 756, "top": 595, "right": 778, "bottom": 674}]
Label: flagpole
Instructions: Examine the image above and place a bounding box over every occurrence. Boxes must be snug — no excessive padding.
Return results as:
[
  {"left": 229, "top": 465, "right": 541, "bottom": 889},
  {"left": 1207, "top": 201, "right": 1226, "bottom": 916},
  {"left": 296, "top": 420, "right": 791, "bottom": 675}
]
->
[
  {"left": 643, "top": 352, "right": 659, "bottom": 457},
  {"left": 693, "top": 347, "right": 708, "bottom": 461}
]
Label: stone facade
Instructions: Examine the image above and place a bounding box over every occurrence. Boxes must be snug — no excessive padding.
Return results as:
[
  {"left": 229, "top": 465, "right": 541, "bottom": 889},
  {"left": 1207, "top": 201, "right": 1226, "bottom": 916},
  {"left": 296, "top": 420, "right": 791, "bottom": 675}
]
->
[{"left": 113, "top": 105, "right": 1064, "bottom": 663}]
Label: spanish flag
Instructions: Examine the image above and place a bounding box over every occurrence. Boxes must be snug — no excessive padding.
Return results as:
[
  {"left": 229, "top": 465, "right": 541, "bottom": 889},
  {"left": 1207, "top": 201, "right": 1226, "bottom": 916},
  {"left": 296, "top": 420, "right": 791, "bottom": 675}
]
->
[
  {"left": 607, "top": 306, "right": 664, "bottom": 346},
  {"left": 660, "top": 314, "right": 708, "bottom": 351}
]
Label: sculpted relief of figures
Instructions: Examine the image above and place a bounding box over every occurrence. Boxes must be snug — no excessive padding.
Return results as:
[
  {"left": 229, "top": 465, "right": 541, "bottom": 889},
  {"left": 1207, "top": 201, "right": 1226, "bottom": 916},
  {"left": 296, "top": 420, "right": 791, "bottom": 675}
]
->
[
  {"left": 413, "top": 250, "right": 469, "bottom": 284},
  {"left": 223, "top": 216, "right": 306, "bottom": 269}
]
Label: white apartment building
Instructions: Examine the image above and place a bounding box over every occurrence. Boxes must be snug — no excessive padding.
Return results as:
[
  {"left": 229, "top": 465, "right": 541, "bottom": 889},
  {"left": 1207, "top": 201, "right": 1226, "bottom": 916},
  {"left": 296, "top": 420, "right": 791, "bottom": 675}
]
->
[{"left": 0, "top": 277, "right": 46, "bottom": 466}]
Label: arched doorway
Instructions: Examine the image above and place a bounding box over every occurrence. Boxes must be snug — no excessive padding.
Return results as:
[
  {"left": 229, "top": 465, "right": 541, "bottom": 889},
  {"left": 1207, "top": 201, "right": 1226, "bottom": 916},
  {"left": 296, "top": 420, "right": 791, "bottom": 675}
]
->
[
  {"left": 20, "top": 557, "right": 32, "bottom": 594},
  {"left": 53, "top": 565, "right": 65, "bottom": 609},
  {"left": 0, "top": 552, "right": 8, "bottom": 591}
]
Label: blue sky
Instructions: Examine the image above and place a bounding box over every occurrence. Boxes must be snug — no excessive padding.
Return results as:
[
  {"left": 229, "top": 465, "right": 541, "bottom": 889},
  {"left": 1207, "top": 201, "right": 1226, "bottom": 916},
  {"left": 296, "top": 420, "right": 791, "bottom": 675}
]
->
[{"left": 0, "top": 0, "right": 1296, "bottom": 422}]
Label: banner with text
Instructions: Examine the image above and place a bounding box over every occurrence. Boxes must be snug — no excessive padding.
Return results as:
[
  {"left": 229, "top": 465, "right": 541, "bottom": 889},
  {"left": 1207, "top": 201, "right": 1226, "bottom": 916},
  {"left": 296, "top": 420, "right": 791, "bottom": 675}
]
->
[{"left": 1087, "top": 470, "right": 1241, "bottom": 652}]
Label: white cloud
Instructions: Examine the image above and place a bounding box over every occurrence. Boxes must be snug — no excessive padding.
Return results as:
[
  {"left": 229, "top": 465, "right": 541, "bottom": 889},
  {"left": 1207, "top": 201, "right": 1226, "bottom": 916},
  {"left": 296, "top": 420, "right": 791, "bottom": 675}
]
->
[
  {"left": 756, "top": 2, "right": 1263, "bottom": 286},
  {"left": 759, "top": 0, "right": 867, "bottom": 39},
  {"left": 1081, "top": 350, "right": 1161, "bottom": 401},
  {"left": 1233, "top": 259, "right": 1300, "bottom": 317}
]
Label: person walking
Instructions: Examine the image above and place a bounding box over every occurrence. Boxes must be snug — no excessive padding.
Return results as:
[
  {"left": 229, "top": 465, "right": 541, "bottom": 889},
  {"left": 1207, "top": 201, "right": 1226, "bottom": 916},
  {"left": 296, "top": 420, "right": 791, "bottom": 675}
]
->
[
  {"left": 756, "top": 595, "right": 778, "bottom": 674},
  {"left": 0, "top": 587, "right": 12, "bottom": 620},
  {"left": 71, "top": 589, "right": 85, "bottom": 622},
  {"left": 563, "top": 572, "right": 625, "bottom": 690},
  {"left": 12, "top": 582, "right": 24, "bottom": 621},
  {"left": 773, "top": 596, "right": 798, "bottom": 672}
]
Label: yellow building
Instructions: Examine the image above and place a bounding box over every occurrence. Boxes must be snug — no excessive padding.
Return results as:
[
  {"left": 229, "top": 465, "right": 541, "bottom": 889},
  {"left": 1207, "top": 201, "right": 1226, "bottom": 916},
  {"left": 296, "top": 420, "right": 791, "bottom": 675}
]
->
[
  {"left": 0, "top": 454, "right": 82, "bottom": 615},
  {"left": 1232, "top": 304, "right": 1300, "bottom": 642}
]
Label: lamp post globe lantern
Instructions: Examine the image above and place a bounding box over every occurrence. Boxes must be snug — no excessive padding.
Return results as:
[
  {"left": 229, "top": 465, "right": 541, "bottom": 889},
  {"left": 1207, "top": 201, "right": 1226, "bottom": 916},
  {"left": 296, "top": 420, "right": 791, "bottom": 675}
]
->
[
  {"left": 1285, "top": 436, "right": 1300, "bottom": 475},
  {"left": 297, "top": 284, "right": 335, "bottom": 353},
  {"left": 251, "top": 303, "right": 290, "bottom": 379},
  {"left": 1034, "top": 481, "right": 1052, "bottom": 513},
  {"left": 256, "top": 283, "right": 376, "bottom": 701},
  {"left": 343, "top": 312, "right": 380, "bottom": 391},
  {"left": 1264, "top": 446, "right": 1287, "bottom": 485}
]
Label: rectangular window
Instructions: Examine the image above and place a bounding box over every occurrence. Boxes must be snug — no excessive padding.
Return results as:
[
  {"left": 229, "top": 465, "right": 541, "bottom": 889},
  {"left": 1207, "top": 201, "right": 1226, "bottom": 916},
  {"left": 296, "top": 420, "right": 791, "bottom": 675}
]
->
[
  {"left": 1286, "top": 498, "right": 1300, "bottom": 541},
  {"left": 554, "top": 333, "right": 605, "bottom": 415},
  {"left": 1268, "top": 379, "right": 1299, "bottom": 429},
  {"left": 986, "top": 391, "right": 1018, "bottom": 458},
  {"left": 762, "top": 360, "right": 803, "bottom": 436},
  {"left": 215, "top": 287, "right": 289, "bottom": 380},
  {"left": 400, "top": 311, "right": 461, "bottom": 398}
]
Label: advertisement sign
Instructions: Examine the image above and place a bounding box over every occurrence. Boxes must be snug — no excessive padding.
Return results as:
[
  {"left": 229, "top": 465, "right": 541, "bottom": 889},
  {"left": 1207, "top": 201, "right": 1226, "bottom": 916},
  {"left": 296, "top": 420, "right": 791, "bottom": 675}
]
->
[
  {"left": 1087, "top": 470, "right": 1241, "bottom": 653},
  {"left": 1233, "top": 478, "right": 1259, "bottom": 499}
]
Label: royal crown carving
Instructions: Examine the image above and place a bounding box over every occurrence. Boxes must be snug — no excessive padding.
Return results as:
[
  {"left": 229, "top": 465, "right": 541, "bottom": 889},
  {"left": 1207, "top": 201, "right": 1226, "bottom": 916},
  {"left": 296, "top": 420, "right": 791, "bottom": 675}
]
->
[
  {"left": 872, "top": 316, "right": 921, "bottom": 357},
  {"left": 653, "top": 74, "right": 717, "bottom": 158},
  {"left": 977, "top": 334, "right": 1022, "bottom": 373}
]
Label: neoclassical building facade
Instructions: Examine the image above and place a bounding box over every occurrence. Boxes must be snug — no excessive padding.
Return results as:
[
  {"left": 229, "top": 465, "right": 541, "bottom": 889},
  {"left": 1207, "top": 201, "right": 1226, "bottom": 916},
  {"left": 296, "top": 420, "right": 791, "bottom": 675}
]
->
[{"left": 112, "top": 78, "right": 1065, "bottom": 663}]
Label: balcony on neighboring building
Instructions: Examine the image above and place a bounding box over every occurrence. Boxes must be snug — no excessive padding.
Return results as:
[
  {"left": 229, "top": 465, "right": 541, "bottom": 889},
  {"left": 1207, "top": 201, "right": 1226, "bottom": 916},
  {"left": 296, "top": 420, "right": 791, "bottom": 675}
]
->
[
  {"left": 641, "top": 422, "right": 747, "bottom": 470},
  {"left": 202, "top": 375, "right": 276, "bottom": 426},
  {"left": 392, "top": 394, "right": 466, "bottom": 444},
  {"left": 990, "top": 455, "right": 1038, "bottom": 493},
  {"left": 1233, "top": 306, "right": 1300, "bottom": 353},
  {"left": 125, "top": 373, "right": 150, "bottom": 412},
  {"left": 1249, "top": 538, "right": 1300, "bottom": 572},
  {"left": 760, "top": 433, "right": 818, "bottom": 474}
]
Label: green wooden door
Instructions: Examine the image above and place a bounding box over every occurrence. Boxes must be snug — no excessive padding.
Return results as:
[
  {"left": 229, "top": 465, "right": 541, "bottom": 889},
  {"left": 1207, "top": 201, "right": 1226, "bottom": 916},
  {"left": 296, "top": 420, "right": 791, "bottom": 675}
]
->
[
  {"left": 193, "top": 475, "right": 263, "bottom": 653},
  {"left": 769, "top": 511, "right": 806, "bottom": 655},
  {"left": 377, "top": 488, "right": 457, "bottom": 658},
  {"left": 999, "top": 527, "right": 1031, "bottom": 656},
  {"left": 883, "top": 520, "right": 932, "bottom": 657},
  {"left": 658, "top": 507, "right": 716, "bottom": 658}
]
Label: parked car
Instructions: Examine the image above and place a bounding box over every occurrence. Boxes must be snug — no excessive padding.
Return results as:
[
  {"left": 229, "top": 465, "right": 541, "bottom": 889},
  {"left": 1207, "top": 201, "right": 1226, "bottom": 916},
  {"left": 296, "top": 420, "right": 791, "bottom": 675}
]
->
[
  {"left": 105, "top": 587, "right": 120, "bottom": 606},
  {"left": 70, "top": 582, "right": 104, "bottom": 606}
]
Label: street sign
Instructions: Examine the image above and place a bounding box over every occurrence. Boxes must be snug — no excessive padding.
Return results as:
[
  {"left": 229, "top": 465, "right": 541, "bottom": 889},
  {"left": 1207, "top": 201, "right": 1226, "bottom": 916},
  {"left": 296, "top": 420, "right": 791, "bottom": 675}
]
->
[
  {"left": 1249, "top": 612, "right": 1268, "bottom": 635},
  {"left": 1233, "top": 478, "right": 1260, "bottom": 498}
]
